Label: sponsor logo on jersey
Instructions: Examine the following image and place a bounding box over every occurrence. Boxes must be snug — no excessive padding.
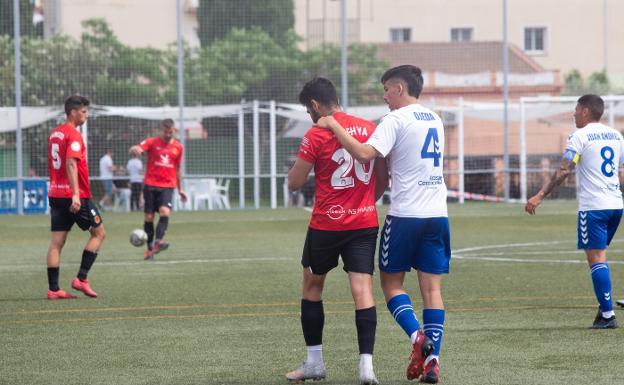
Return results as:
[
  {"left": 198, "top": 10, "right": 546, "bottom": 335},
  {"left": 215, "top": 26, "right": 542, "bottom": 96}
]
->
[
  {"left": 155, "top": 153, "right": 174, "bottom": 168},
  {"left": 326, "top": 204, "right": 376, "bottom": 220},
  {"left": 327, "top": 205, "right": 346, "bottom": 220},
  {"left": 418, "top": 175, "right": 444, "bottom": 187}
]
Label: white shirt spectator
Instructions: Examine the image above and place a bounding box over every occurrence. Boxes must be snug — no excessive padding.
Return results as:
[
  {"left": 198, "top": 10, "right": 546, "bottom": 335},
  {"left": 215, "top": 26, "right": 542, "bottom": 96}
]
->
[
  {"left": 99, "top": 153, "right": 114, "bottom": 179},
  {"left": 126, "top": 158, "right": 144, "bottom": 183}
]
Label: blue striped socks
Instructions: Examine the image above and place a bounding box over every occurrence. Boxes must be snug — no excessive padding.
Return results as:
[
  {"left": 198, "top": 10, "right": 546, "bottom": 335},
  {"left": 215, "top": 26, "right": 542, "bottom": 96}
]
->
[
  {"left": 423, "top": 308, "right": 445, "bottom": 356},
  {"left": 387, "top": 294, "right": 420, "bottom": 338},
  {"left": 590, "top": 262, "right": 614, "bottom": 317}
]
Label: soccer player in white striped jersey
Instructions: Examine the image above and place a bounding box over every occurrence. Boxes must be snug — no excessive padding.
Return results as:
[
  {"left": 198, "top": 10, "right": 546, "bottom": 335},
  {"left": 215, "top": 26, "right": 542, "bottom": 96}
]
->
[
  {"left": 526, "top": 94, "right": 623, "bottom": 329},
  {"left": 317, "top": 65, "right": 450, "bottom": 384}
]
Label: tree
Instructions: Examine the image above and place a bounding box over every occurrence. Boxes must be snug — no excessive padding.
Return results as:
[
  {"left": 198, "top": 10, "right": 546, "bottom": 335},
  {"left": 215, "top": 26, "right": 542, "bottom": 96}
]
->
[
  {"left": 302, "top": 43, "right": 389, "bottom": 105},
  {"left": 563, "top": 69, "right": 583, "bottom": 96},
  {"left": 563, "top": 69, "right": 611, "bottom": 96},
  {"left": 197, "top": 0, "right": 294, "bottom": 47},
  {"left": 587, "top": 70, "right": 610, "bottom": 95},
  {"left": 0, "top": 0, "right": 38, "bottom": 38},
  {"left": 80, "top": 19, "right": 174, "bottom": 106},
  {"left": 179, "top": 27, "right": 302, "bottom": 105}
]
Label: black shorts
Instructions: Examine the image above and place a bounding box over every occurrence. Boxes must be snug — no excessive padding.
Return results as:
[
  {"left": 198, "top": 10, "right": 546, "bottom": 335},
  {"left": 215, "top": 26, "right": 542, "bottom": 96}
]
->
[
  {"left": 143, "top": 185, "right": 174, "bottom": 213},
  {"left": 302, "top": 227, "right": 378, "bottom": 275},
  {"left": 49, "top": 197, "right": 103, "bottom": 232}
]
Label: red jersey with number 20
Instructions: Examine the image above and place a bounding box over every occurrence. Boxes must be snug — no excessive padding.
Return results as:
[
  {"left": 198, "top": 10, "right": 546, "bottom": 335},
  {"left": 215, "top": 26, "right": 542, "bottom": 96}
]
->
[
  {"left": 139, "top": 137, "right": 183, "bottom": 188},
  {"left": 48, "top": 123, "right": 91, "bottom": 198},
  {"left": 298, "top": 112, "right": 378, "bottom": 231}
]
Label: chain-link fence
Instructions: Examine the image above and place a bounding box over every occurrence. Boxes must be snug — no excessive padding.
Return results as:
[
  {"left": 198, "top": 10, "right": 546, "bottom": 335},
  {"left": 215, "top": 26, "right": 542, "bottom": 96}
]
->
[{"left": 1, "top": 0, "right": 623, "bottom": 213}]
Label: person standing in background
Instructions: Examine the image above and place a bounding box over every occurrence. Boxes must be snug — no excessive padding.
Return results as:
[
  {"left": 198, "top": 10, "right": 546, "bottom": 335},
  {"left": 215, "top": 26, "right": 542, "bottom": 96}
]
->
[
  {"left": 98, "top": 149, "right": 115, "bottom": 211},
  {"left": 129, "top": 119, "right": 187, "bottom": 260},
  {"left": 126, "top": 153, "right": 144, "bottom": 211}
]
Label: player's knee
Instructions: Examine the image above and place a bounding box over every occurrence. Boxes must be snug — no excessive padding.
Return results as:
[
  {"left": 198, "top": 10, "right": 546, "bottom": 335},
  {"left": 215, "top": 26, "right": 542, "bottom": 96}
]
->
[{"left": 92, "top": 225, "right": 106, "bottom": 241}]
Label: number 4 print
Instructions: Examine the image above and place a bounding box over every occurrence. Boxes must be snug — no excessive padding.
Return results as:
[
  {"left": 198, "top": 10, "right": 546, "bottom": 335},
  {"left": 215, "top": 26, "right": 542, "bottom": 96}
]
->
[{"left": 421, "top": 127, "right": 441, "bottom": 167}]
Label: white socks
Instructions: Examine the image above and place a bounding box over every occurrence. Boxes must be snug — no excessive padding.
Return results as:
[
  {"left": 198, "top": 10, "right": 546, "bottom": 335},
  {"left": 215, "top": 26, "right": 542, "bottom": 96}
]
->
[{"left": 306, "top": 345, "right": 323, "bottom": 365}]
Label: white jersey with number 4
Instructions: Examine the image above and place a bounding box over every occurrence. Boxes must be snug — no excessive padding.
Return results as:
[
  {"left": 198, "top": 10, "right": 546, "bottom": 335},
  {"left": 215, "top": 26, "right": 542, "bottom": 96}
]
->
[
  {"left": 367, "top": 103, "right": 448, "bottom": 218},
  {"left": 566, "top": 122, "right": 624, "bottom": 211}
]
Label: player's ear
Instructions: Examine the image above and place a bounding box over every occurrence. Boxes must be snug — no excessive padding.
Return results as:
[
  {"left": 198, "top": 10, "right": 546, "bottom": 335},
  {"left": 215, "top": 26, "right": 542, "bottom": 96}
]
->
[{"left": 310, "top": 99, "right": 320, "bottom": 112}]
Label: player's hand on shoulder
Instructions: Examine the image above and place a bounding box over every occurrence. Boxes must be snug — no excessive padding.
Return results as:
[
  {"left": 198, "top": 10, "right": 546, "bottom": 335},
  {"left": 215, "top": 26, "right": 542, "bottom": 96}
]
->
[{"left": 315, "top": 116, "right": 337, "bottom": 130}]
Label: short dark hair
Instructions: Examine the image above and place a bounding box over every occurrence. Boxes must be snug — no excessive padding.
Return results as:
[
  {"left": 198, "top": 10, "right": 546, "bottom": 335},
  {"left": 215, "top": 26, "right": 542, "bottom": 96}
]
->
[
  {"left": 161, "top": 118, "right": 175, "bottom": 129},
  {"left": 298, "top": 77, "right": 339, "bottom": 108},
  {"left": 577, "top": 94, "right": 604, "bottom": 121},
  {"left": 381, "top": 65, "right": 424, "bottom": 98},
  {"left": 64, "top": 95, "right": 90, "bottom": 116}
]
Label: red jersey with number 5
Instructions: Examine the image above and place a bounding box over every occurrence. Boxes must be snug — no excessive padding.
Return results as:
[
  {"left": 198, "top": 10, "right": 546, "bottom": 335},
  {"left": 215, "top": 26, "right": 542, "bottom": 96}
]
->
[
  {"left": 139, "top": 137, "right": 183, "bottom": 188},
  {"left": 48, "top": 123, "right": 91, "bottom": 198},
  {"left": 297, "top": 112, "right": 378, "bottom": 231}
]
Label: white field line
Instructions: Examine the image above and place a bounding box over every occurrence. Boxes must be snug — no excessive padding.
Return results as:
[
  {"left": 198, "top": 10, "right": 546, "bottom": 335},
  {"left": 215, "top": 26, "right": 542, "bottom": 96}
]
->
[{"left": 2, "top": 240, "right": 624, "bottom": 272}]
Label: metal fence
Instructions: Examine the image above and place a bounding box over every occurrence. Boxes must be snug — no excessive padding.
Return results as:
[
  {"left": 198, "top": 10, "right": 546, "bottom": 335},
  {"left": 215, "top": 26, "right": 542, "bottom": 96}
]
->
[{"left": 1, "top": 0, "right": 623, "bottom": 213}]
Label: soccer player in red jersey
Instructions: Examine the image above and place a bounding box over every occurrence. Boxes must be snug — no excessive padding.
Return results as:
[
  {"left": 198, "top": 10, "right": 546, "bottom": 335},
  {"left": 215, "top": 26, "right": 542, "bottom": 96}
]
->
[
  {"left": 285, "top": 78, "right": 387, "bottom": 385},
  {"left": 46, "top": 95, "right": 105, "bottom": 300},
  {"left": 129, "top": 119, "right": 187, "bottom": 260}
]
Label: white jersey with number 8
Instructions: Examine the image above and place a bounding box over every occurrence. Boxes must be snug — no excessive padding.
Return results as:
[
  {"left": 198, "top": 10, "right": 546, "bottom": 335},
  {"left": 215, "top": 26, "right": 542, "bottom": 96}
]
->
[
  {"left": 565, "top": 122, "right": 624, "bottom": 211},
  {"left": 367, "top": 103, "right": 448, "bottom": 218}
]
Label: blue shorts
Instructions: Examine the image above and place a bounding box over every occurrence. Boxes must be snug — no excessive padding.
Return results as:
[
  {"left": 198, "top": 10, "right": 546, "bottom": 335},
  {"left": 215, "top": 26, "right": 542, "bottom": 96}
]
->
[
  {"left": 379, "top": 215, "right": 451, "bottom": 274},
  {"left": 577, "top": 209, "right": 622, "bottom": 249},
  {"left": 102, "top": 179, "right": 113, "bottom": 195}
]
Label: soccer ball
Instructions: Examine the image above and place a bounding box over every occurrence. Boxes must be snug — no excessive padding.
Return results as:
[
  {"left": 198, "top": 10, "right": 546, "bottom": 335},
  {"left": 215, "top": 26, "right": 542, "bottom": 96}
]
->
[{"left": 129, "top": 228, "right": 148, "bottom": 247}]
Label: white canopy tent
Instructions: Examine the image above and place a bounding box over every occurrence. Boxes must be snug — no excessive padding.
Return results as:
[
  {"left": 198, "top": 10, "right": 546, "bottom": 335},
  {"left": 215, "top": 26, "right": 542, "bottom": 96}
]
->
[{"left": 3, "top": 96, "right": 624, "bottom": 208}]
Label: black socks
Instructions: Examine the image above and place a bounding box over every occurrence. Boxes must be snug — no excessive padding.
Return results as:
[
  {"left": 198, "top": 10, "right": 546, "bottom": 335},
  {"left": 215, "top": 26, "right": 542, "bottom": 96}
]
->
[
  {"left": 77, "top": 250, "right": 98, "bottom": 280},
  {"left": 301, "top": 299, "right": 324, "bottom": 346},
  {"left": 144, "top": 221, "right": 154, "bottom": 250},
  {"left": 47, "top": 267, "right": 60, "bottom": 291},
  {"left": 355, "top": 306, "right": 377, "bottom": 355},
  {"left": 155, "top": 216, "right": 169, "bottom": 240}
]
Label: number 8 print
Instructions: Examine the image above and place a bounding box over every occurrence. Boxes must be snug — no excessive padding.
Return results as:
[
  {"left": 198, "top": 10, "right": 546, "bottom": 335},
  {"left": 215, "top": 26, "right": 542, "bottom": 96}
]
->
[{"left": 600, "top": 146, "right": 615, "bottom": 177}]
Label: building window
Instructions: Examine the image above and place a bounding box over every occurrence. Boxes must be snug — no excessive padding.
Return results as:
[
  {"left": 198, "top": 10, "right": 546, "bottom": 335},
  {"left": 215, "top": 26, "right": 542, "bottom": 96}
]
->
[
  {"left": 524, "top": 27, "right": 546, "bottom": 53},
  {"left": 450, "top": 28, "right": 472, "bottom": 42},
  {"left": 390, "top": 28, "right": 411, "bottom": 42}
]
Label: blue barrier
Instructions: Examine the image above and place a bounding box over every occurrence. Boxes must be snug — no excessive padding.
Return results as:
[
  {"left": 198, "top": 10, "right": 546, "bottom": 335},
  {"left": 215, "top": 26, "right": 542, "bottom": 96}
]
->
[{"left": 0, "top": 180, "right": 48, "bottom": 214}]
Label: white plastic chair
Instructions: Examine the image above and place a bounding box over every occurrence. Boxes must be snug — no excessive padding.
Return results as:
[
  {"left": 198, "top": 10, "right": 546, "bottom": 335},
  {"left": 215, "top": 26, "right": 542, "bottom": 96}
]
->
[
  {"left": 192, "top": 178, "right": 218, "bottom": 210},
  {"left": 213, "top": 178, "right": 231, "bottom": 210},
  {"left": 113, "top": 188, "right": 131, "bottom": 212}
]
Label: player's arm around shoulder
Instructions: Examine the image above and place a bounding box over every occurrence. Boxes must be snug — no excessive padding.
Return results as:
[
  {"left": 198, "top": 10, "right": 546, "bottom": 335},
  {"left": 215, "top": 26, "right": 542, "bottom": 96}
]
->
[{"left": 316, "top": 115, "right": 377, "bottom": 163}]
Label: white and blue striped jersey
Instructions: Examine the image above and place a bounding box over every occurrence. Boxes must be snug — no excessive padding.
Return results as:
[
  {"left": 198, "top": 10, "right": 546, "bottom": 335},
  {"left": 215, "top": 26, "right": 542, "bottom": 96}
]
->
[
  {"left": 367, "top": 103, "right": 448, "bottom": 218},
  {"left": 565, "top": 122, "right": 624, "bottom": 211}
]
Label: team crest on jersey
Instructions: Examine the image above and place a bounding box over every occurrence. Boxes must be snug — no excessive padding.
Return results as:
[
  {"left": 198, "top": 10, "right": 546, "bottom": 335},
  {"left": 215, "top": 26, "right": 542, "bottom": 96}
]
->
[
  {"left": 70, "top": 141, "right": 81, "bottom": 151},
  {"left": 172, "top": 148, "right": 179, "bottom": 156}
]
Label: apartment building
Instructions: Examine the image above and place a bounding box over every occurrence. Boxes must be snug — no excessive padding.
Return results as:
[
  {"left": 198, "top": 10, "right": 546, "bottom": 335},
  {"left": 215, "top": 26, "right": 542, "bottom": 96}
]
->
[{"left": 294, "top": 0, "right": 623, "bottom": 80}]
